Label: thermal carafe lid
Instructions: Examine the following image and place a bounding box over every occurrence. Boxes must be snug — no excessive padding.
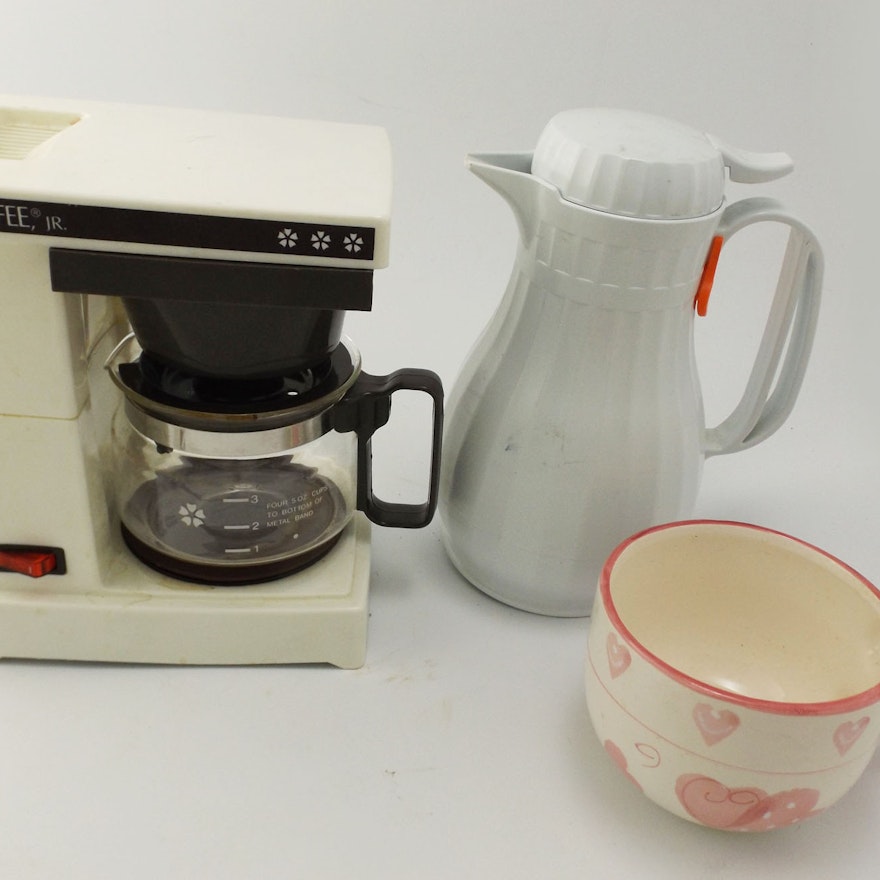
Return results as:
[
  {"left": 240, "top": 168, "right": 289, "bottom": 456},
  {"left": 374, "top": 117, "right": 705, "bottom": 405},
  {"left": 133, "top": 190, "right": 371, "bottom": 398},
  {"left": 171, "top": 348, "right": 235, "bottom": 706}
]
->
[{"left": 531, "top": 108, "right": 794, "bottom": 220}]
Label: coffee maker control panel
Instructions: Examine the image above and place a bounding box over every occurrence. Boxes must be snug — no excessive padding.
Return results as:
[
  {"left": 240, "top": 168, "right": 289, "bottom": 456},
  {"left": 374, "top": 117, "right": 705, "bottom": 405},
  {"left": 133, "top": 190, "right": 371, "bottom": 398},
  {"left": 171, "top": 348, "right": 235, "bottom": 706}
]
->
[{"left": 0, "top": 95, "right": 391, "bottom": 269}]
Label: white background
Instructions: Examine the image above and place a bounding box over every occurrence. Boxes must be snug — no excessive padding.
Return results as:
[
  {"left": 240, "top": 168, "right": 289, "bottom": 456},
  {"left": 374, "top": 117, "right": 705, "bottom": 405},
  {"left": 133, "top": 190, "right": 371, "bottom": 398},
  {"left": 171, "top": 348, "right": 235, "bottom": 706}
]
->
[{"left": 2, "top": 2, "right": 879, "bottom": 877}]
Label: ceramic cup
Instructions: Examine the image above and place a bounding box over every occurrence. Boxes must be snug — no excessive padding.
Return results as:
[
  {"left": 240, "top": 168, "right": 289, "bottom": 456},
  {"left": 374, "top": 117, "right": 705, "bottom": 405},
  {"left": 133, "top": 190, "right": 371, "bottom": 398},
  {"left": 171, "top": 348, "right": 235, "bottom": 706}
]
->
[{"left": 585, "top": 520, "right": 880, "bottom": 832}]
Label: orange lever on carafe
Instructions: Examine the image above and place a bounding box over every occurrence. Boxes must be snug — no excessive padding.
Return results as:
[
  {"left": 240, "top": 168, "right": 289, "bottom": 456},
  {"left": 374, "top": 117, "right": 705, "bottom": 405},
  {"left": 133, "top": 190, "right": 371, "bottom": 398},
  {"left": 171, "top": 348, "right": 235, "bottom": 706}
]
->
[{"left": 695, "top": 235, "right": 724, "bottom": 317}]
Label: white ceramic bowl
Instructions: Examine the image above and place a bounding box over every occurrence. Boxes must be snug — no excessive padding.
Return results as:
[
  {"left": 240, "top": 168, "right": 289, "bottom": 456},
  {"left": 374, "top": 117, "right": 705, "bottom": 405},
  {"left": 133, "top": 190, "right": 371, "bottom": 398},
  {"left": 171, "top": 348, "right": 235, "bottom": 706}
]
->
[{"left": 585, "top": 520, "right": 880, "bottom": 831}]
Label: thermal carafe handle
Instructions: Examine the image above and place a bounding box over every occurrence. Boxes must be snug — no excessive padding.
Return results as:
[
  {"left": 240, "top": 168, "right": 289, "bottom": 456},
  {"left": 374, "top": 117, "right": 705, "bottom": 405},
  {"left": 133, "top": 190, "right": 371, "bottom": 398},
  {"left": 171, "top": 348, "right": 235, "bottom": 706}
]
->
[
  {"left": 333, "top": 369, "right": 444, "bottom": 528},
  {"left": 703, "top": 197, "right": 823, "bottom": 457}
]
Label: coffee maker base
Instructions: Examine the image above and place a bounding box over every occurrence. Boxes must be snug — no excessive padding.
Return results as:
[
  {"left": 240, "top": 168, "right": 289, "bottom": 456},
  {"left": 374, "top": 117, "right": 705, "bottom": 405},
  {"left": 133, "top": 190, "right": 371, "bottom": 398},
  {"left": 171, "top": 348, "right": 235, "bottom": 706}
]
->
[{"left": 0, "top": 515, "right": 371, "bottom": 669}]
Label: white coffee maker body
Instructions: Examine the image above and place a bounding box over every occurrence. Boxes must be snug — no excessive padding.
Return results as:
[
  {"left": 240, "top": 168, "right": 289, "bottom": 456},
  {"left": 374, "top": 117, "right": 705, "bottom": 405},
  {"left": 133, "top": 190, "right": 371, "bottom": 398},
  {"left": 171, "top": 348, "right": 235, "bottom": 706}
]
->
[{"left": 0, "top": 96, "right": 404, "bottom": 667}]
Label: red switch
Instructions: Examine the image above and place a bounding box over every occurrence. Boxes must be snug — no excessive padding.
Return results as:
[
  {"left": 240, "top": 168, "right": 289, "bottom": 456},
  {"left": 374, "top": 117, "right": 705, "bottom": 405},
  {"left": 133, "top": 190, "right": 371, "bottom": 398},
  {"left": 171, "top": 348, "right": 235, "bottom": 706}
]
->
[{"left": 0, "top": 548, "right": 60, "bottom": 577}]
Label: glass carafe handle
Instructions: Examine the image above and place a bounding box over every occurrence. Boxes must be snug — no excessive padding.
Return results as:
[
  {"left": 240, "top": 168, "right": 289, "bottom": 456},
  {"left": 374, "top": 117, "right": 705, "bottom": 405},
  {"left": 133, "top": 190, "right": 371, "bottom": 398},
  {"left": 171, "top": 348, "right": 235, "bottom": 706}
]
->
[{"left": 333, "top": 369, "right": 444, "bottom": 528}]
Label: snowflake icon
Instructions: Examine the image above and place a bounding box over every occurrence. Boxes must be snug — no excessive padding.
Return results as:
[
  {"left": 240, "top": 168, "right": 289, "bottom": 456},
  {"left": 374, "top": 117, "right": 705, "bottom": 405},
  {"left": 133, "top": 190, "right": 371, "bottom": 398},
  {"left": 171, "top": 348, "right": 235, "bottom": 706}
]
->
[
  {"left": 178, "top": 504, "right": 206, "bottom": 528},
  {"left": 343, "top": 232, "right": 363, "bottom": 253},
  {"left": 311, "top": 230, "right": 331, "bottom": 251},
  {"left": 277, "top": 228, "right": 298, "bottom": 249}
]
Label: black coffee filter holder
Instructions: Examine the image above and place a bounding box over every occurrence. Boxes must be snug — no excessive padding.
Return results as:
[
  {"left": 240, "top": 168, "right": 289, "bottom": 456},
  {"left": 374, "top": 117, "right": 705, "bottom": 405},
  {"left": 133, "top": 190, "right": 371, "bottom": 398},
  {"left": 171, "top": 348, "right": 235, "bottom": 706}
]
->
[
  {"left": 50, "top": 248, "right": 374, "bottom": 378},
  {"left": 333, "top": 370, "right": 444, "bottom": 528}
]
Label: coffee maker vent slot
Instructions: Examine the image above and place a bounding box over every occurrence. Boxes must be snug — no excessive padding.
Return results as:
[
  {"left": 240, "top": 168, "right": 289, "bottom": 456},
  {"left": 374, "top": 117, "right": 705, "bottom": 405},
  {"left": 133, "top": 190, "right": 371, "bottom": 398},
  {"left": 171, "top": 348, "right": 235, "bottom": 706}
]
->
[{"left": 0, "top": 108, "right": 82, "bottom": 160}]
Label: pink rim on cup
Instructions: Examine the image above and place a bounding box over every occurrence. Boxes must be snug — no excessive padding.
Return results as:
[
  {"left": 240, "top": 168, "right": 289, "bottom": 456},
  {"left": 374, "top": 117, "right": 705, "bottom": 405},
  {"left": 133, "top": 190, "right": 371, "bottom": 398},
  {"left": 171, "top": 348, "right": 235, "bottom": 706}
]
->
[{"left": 585, "top": 520, "right": 880, "bottom": 831}]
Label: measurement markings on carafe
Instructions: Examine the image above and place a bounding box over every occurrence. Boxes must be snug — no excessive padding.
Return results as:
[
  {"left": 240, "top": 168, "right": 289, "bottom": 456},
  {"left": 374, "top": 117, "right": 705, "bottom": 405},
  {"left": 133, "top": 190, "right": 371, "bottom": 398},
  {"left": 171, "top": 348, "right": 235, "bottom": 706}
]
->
[
  {"left": 219, "top": 491, "right": 274, "bottom": 558},
  {"left": 125, "top": 464, "right": 346, "bottom": 569}
]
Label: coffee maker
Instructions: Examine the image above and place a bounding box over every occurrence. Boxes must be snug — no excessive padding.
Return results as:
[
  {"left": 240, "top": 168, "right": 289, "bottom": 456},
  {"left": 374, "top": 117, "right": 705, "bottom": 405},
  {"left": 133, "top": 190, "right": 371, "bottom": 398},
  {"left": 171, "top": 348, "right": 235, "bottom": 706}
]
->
[{"left": 0, "top": 96, "right": 442, "bottom": 668}]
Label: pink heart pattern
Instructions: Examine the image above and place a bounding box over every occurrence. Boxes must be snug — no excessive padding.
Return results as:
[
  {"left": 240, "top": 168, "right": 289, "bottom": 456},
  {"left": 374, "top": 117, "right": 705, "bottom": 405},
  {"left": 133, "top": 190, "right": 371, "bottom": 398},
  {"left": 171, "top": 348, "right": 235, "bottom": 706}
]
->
[
  {"left": 676, "top": 774, "right": 822, "bottom": 831},
  {"left": 834, "top": 717, "right": 870, "bottom": 756},
  {"left": 693, "top": 703, "right": 740, "bottom": 746},
  {"left": 606, "top": 632, "right": 632, "bottom": 679},
  {"left": 604, "top": 739, "right": 643, "bottom": 791}
]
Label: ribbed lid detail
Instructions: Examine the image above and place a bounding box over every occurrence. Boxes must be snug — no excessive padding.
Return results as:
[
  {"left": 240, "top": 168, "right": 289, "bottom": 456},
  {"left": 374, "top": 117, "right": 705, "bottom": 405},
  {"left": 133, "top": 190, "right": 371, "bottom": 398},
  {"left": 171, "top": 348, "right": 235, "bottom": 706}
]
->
[
  {"left": 531, "top": 109, "right": 726, "bottom": 220},
  {"left": 0, "top": 108, "right": 80, "bottom": 160}
]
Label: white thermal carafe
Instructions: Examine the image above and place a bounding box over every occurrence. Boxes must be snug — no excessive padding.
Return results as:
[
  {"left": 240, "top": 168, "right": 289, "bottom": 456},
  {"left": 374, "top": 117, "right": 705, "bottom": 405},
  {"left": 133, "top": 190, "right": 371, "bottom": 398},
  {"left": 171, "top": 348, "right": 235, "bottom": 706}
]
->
[{"left": 440, "top": 109, "right": 823, "bottom": 617}]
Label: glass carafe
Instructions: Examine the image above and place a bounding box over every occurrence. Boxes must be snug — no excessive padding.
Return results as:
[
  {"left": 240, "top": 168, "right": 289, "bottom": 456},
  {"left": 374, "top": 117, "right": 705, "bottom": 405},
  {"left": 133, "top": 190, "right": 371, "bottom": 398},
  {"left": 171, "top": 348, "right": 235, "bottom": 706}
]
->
[
  {"left": 112, "top": 410, "right": 357, "bottom": 583},
  {"left": 108, "top": 335, "right": 443, "bottom": 584}
]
